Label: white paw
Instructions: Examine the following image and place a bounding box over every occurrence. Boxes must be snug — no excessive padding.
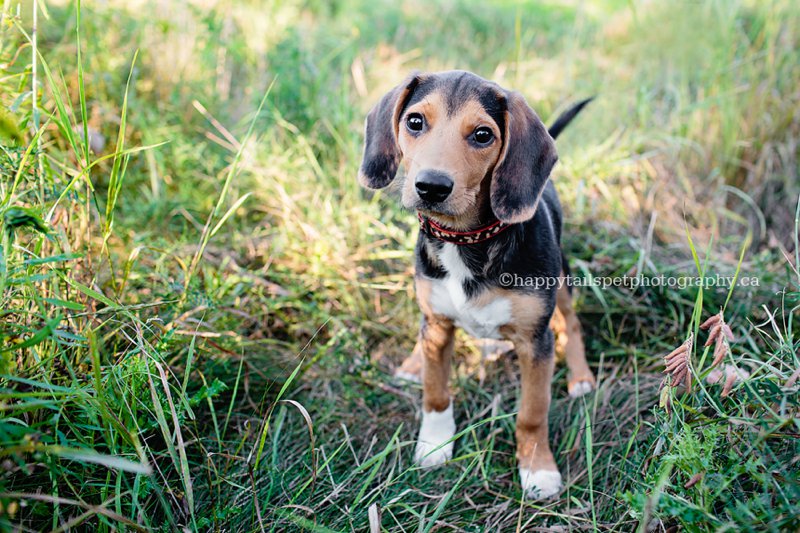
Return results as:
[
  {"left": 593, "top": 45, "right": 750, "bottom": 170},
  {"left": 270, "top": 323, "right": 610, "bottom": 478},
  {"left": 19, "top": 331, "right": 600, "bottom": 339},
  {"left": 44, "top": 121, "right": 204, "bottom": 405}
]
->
[
  {"left": 568, "top": 379, "right": 594, "bottom": 398},
  {"left": 520, "top": 468, "right": 562, "bottom": 500},
  {"left": 414, "top": 403, "right": 456, "bottom": 468},
  {"left": 394, "top": 370, "right": 421, "bottom": 384}
]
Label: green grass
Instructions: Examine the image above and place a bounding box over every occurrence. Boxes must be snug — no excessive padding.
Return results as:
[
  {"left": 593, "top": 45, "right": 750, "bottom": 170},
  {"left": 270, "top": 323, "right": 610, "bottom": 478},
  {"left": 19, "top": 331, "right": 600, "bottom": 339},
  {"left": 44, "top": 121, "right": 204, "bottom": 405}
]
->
[{"left": 1, "top": 0, "right": 799, "bottom": 530}]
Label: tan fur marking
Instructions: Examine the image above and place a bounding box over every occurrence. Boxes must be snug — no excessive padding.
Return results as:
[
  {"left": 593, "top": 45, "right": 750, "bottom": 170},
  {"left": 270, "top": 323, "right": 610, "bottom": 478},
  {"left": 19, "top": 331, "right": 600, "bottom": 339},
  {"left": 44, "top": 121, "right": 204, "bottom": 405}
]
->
[
  {"left": 480, "top": 291, "right": 547, "bottom": 339},
  {"left": 414, "top": 276, "right": 436, "bottom": 317},
  {"left": 550, "top": 306, "right": 569, "bottom": 359},
  {"left": 423, "top": 240, "right": 441, "bottom": 269},
  {"left": 555, "top": 281, "right": 596, "bottom": 392}
]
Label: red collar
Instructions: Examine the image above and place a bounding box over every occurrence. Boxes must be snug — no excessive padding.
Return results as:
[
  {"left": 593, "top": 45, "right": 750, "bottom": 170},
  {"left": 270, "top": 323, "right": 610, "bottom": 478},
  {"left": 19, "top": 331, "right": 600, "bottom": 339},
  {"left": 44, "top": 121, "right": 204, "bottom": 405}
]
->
[{"left": 417, "top": 213, "right": 512, "bottom": 245}]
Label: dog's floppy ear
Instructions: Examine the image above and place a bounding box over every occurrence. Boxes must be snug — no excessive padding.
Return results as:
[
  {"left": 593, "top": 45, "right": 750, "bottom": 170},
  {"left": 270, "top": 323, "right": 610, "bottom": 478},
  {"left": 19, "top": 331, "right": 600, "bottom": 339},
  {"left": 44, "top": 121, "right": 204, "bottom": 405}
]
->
[
  {"left": 358, "top": 73, "right": 422, "bottom": 189},
  {"left": 490, "top": 91, "right": 558, "bottom": 224}
]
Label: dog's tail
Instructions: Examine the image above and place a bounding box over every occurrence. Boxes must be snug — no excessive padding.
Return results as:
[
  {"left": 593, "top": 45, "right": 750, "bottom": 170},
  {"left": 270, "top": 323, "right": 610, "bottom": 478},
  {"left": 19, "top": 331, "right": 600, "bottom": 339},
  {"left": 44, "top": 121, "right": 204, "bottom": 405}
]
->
[{"left": 548, "top": 97, "right": 593, "bottom": 140}]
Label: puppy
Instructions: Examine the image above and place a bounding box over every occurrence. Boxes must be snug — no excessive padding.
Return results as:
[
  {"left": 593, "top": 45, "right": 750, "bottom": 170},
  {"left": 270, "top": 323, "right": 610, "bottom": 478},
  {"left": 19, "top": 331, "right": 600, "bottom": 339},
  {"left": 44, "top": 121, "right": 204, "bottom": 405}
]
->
[{"left": 358, "top": 70, "right": 594, "bottom": 499}]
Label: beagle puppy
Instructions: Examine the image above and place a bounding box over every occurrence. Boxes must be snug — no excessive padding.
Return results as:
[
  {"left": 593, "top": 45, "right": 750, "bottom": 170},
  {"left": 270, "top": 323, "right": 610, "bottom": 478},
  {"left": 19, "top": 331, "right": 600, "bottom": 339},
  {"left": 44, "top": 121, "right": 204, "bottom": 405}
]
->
[{"left": 358, "top": 70, "right": 595, "bottom": 500}]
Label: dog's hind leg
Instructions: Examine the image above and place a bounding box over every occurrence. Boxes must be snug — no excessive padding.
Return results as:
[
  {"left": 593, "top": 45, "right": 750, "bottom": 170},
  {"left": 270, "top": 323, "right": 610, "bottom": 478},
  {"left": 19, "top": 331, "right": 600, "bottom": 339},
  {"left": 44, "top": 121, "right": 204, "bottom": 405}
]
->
[
  {"left": 556, "top": 278, "right": 595, "bottom": 397},
  {"left": 394, "top": 339, "right": 423, "bottom": 383}
]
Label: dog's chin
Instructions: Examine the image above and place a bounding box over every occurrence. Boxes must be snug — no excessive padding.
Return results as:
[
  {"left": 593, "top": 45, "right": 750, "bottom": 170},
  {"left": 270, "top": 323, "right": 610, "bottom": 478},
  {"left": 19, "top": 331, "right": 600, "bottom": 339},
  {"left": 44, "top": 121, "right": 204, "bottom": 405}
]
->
[
  {"left": 412, "top": 203, "right": 460, "bottom": 222},
  {"left": 402, "top": 194, "right": 479, "bottom": 229},
  {"left": 418, "top": 207, "right": 479, "bottom": 231},
  {"left": 402, "top": 196, "right": 453, "bottom": 216}
]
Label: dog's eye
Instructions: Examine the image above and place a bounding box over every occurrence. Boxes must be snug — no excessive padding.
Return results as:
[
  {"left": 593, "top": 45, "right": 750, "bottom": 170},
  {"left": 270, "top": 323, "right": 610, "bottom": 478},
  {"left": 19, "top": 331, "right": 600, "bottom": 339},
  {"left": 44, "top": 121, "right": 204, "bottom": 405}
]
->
[
  {"left": 406, "top": 113, "right": 425, "bottom": 133},
  {"left": 472, "top": 127, "right": 494, "bottom": 145}
]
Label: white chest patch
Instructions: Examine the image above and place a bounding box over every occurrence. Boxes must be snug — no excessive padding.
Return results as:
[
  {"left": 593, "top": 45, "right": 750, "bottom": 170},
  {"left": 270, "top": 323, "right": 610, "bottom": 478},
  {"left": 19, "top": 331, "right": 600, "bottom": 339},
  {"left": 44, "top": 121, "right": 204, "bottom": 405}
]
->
[{"left": 429, "top": 244, "right": 511, "bottom": 339}]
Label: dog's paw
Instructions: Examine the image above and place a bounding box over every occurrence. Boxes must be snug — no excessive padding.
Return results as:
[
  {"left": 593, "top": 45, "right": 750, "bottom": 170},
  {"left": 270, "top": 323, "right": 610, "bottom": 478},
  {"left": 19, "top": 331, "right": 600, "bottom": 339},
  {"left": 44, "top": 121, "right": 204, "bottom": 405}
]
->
[
  {"left": 568, "top": 377, "right": 595, "bottom": 398},
  {"left": 394, "top": 368, "right": 422, "bottom": 384},
  {"left": 394, "top": 349, "right": 423, "bottom": 384},
  {"left": 520, "top": 468, "right": 563, "bottom": 500},
  {"left": 414, "top": 403, "right": 456, "bottom": 468},
  {"left": 414, "top": 439, "right": 453, "bottom": 468}
]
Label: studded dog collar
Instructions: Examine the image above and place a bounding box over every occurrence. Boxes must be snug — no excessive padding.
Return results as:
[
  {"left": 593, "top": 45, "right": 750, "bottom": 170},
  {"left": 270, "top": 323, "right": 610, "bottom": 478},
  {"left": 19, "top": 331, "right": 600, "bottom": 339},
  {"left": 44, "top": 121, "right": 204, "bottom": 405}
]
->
[{"left": 417, "top": 213, "right": 512, "bottom": 245}]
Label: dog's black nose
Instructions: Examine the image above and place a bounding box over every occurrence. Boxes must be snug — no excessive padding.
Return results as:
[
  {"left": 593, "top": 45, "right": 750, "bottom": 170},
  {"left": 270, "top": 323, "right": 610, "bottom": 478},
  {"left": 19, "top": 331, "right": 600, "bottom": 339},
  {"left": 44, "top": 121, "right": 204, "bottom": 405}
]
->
[{"left": 415, "top": 170, "right": 453, "bottom": 203}]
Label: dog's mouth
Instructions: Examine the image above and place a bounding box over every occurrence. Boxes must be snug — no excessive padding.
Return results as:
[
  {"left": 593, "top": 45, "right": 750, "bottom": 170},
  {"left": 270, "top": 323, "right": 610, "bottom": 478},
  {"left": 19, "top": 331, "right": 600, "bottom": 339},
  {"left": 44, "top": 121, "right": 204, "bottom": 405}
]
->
[
  {"left": 408, "top": 197, "right": 467, "bottom": 227},
  {"left": 413, "top": 200, "right": 456, "bottom": 217},
  {"left": 404, "top": 189, "right": 488, "bottom": 230},
  {"left": 414, "top": 204, "right": 475, "bottom": 230}
]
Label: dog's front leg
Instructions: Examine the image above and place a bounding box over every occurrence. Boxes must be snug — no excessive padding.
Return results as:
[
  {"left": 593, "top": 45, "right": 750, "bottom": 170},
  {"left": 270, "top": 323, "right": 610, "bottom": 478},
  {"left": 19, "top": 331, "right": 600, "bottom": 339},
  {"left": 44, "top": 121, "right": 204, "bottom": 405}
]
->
[
  {"left": 514, "top": 328, "right": 562, "bottom": 499},
  {"left": 414, "top": 315, "right": 456, "bottom": 468}
]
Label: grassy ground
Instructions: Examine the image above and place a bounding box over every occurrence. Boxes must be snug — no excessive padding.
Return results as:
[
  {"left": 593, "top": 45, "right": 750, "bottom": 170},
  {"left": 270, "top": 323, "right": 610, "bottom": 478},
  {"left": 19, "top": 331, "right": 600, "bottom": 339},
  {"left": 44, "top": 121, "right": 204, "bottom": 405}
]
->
[{"left": 1, "top": 0, "right": 799, "bottom": 531}]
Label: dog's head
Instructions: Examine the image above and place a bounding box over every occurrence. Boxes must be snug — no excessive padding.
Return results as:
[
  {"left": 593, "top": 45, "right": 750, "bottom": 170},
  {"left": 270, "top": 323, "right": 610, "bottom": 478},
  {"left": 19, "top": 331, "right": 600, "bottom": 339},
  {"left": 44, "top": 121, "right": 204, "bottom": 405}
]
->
[{"left": 358, "top": 70, "right": 557, "bottom": 227}]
